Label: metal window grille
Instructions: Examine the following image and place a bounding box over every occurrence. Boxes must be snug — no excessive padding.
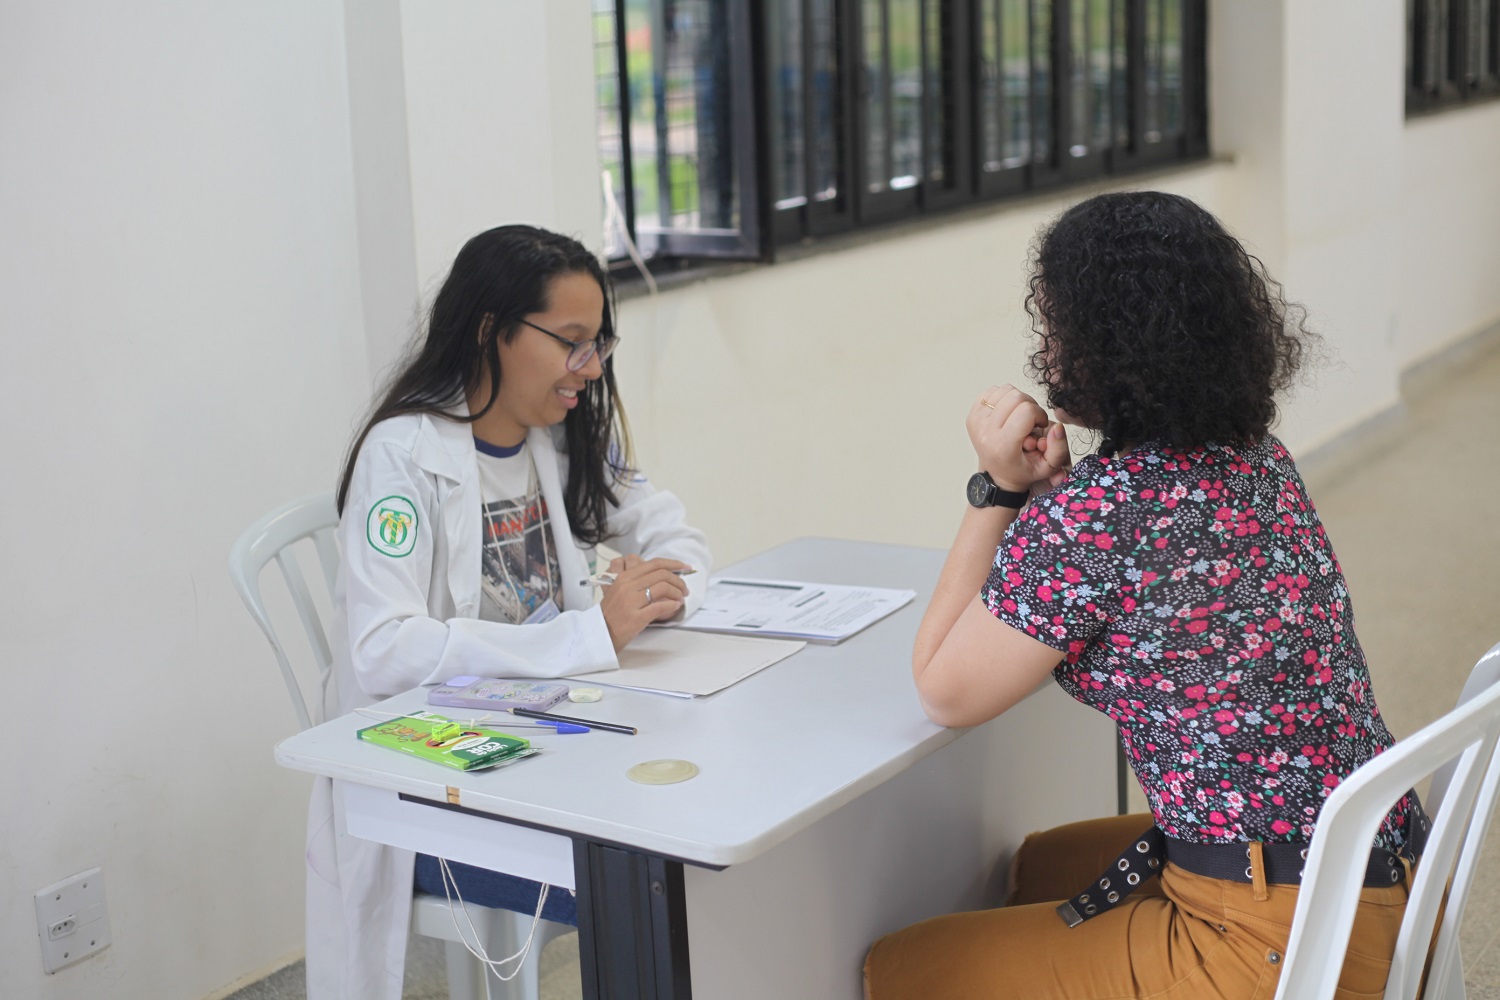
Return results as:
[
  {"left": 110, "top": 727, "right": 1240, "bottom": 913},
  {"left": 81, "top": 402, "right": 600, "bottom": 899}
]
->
[
  {"left": 598, "top": 0, "right": 1208, "bottom": 267},
  {"left": 597, "top": 0, "right": 760, "bottom": 264},
  {"left": 1408, "top": 0, "right": 1500, "bottom": 114}
]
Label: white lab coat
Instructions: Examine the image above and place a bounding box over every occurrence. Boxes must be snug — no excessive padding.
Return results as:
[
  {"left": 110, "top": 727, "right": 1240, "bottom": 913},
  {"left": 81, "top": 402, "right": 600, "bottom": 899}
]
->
[{"left": 304, "top": 409, "right": 710, "bottom": 1000}]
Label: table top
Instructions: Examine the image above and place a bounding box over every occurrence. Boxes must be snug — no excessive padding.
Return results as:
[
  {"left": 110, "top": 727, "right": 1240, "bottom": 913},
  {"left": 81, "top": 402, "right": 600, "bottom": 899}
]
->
[{"left": 275, "top": 536, "right": 969, "bottom": 867}]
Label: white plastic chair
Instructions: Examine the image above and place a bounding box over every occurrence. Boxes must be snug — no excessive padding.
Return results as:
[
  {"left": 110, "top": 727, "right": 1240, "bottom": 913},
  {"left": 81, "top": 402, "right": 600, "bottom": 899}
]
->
[
  {"left": 1274, "top": 640, "right": 1500, "bottom": 1000},
  {"left": 229, "top": 494, "right": 341, "bottom": 731},
  {"left": 230, "top": 493, "right": 571, "bottom": 1000}
]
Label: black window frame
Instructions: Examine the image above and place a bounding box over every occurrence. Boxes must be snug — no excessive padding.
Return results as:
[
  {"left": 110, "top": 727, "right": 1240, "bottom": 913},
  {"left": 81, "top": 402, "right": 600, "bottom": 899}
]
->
[
  {"left": 1408, "top": 0, "right": 1500, "bottom": 115},
  {"left": 763, "top": 0, "right": 863, "bottom": 244},
  {"left": 597, "top": 0, "right": 763, "bottom": 273},
  {"left": 598, "top": 0, "right": 1208, "bottom": 276}
]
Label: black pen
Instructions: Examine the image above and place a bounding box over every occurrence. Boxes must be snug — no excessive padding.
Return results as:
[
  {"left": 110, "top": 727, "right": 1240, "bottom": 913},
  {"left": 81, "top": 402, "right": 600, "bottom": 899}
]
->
[{"left": 511, "top": 706, "right": 638, "bottom": 735}]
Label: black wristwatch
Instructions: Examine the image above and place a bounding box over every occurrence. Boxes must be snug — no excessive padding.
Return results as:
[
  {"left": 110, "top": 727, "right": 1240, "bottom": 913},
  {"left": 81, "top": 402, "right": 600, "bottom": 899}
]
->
[{"left": 966, "top": 471, "right": 1029, "bottom": 510}]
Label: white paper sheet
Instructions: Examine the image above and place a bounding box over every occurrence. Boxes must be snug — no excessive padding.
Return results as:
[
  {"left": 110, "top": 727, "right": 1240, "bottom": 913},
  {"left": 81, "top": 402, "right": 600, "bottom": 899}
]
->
[{"left": 672, "top": 577, "right": 917, "bottom": 644}]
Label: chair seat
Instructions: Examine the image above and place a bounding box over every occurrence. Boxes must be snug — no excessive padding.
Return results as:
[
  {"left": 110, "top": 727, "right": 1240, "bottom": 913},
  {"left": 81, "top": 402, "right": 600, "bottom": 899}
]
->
[{"left": 415, "top": 854, "right": 579, "bottom": 926}]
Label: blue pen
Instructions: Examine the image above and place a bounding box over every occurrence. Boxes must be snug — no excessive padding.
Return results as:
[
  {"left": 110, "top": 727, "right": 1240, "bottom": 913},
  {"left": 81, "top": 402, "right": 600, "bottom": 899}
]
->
[
  {"left": 512, "top": 706, "right": 638, "bottom": 735},
  {"left": 536, "top": 720, "right": 590, "bottom": 734},
  {"left": 478, "top": 717, "right": 590, "bottom": 735}
]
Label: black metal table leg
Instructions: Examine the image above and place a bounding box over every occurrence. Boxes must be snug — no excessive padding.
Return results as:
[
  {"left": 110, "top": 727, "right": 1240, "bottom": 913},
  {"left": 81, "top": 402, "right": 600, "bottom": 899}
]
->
[{"left": 573, "top": 839, "right": 692, "bottom": 999}]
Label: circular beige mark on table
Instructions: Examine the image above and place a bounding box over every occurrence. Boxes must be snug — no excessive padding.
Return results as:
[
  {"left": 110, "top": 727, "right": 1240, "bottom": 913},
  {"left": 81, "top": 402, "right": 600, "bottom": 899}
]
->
[{"left": 627, "top": 759, "right": 700, "bottom": 785}]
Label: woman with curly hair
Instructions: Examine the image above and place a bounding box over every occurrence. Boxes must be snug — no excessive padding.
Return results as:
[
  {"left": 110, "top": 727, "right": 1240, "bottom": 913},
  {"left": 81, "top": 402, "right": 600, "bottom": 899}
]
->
[{"left": 864, "top": 192, "right": 1424, "bottom": 999}]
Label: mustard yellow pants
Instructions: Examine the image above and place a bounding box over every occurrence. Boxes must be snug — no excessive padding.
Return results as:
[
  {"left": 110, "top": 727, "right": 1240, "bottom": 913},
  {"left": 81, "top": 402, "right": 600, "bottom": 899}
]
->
[{"left": 864, "top": 814, "right": 1410, "bottom": 1000}]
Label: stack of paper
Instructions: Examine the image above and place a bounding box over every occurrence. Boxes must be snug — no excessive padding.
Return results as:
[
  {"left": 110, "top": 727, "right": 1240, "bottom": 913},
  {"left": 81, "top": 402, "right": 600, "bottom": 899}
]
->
[{"left": 673, "top": 577, "right": 916, "bottom": 644}]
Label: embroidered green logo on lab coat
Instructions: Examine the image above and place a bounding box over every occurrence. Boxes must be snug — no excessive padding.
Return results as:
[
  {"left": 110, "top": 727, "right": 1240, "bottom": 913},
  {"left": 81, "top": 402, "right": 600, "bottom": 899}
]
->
[{"left": 367, "top": 495, "right": 419, "bottom": 557}]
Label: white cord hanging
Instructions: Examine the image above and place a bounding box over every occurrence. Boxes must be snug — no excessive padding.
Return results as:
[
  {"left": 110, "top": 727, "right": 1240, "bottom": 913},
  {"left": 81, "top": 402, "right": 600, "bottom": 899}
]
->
[
  {"left": 602, "top": 168, "right": 657, "bottom": 297},
  {"left": 436, "top": 856, "right": 553, "bottom": 988}
]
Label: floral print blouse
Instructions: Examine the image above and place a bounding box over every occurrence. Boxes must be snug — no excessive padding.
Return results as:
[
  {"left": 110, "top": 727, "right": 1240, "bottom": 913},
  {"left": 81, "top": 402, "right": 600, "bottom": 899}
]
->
[{"left": 981, "top": 436, "right": 1416, "bottom": 851}]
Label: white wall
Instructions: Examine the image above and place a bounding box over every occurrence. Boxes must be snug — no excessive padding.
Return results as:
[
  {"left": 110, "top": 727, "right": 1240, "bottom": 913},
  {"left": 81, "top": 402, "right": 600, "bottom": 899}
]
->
[
  {"left": 381, "top": 1, "right": 601, "bottom": 376},
  {"left": 343, "top": 1, "right": 602, "bottom": 382},
  {"left": 1399, "top": 100, "right": 1500, "bottom": 367},
  {"left": 0, "top": 3, "right": 368, "bottom": 997},
  {"left": 1264, "top": 0, "right": 1408, "bottom": 450},
  {"left": 3, "top": 1, "right": 1498, "bottom": 997},
  {"left": 343, "top": 0, "right": 419, "bottom": 379}
]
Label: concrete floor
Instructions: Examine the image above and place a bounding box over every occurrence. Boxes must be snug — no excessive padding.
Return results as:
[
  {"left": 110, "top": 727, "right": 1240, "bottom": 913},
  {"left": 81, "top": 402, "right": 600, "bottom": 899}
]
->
[
  {"left": 229, "top": 334, "right": 1500, "bottom": 1000},
  {"left": 220, "top": 929, "right": 580, "bottom": 1000}
]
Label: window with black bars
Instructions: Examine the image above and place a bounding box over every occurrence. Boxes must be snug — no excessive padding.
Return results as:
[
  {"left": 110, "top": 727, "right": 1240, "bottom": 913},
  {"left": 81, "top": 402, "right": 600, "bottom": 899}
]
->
[
  {"left": 1407, "top": 0, "right": 1500, "bottom": 114},
  {"left": 595, "top": 0, "right": 760, "bottom": 264},
  {"left": 596, "top": 0, "right": 1206, "bottom": 268}
]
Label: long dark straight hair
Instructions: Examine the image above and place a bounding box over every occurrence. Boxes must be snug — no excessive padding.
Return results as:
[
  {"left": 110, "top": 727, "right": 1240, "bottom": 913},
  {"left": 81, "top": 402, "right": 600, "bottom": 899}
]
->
[{"left": 336, "top": 225, "right": 631, "bottom": 547}]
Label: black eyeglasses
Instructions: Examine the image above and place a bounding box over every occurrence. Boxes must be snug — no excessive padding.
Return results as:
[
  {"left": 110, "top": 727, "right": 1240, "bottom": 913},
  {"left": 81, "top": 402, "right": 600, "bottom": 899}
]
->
[{"left": 518, "top": 318, "right": 618, "bottom": 372}]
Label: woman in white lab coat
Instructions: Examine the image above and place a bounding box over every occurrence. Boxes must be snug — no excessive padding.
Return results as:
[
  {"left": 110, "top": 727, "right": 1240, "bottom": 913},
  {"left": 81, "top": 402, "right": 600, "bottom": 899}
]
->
[{"left": 305, "top": 225, "right": 712, "bottom": 999}]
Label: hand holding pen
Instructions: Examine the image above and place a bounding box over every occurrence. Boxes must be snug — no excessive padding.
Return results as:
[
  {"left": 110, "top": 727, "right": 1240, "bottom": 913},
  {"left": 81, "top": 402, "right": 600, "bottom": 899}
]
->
[
  {"left": 595, "top": 555, "right": 695, "bottom": 652},
  {"left": 581, "top": 566, "right": 697, "bottom": 587}
]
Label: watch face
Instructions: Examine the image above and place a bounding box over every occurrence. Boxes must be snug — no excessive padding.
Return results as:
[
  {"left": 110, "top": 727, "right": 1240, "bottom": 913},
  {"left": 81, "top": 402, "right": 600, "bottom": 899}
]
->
[{"left": 966, "top": 472, "right": 992, "bottom": 507}]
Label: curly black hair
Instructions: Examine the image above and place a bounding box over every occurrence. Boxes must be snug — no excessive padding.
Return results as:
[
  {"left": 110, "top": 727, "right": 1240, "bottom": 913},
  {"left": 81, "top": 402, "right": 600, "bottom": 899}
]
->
[{"left": 1025, "top": 191, "right": 1316, "bottom": 455}]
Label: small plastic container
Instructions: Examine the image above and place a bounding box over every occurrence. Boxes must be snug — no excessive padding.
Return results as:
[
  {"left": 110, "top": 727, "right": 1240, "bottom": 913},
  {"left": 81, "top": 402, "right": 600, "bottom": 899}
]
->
[{"left": 426, "top": 677, "right": 571, "bottom": 713}]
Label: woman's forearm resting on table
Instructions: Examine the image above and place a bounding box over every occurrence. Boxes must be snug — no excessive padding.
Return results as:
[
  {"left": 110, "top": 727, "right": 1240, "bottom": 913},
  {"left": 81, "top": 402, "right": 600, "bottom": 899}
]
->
[
  {"left": 913, "top": 506, "right": 1064, "bottom": 729},
  {"left": 913, "top": 504, "right": 1017, "bottom": 676},
  {"left": 914, "top": 600, "right": 1065, "bottom": 727}
]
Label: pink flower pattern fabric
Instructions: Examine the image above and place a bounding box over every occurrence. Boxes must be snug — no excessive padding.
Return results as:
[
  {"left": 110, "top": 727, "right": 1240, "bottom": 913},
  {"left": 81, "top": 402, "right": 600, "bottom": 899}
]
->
[{"left": 981, "top": 436, "right": 1416, "bottom": 851}]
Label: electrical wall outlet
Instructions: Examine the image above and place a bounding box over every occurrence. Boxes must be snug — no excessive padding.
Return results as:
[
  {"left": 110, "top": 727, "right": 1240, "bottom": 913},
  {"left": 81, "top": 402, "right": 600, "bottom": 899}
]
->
[{"left": 35, "top": 867, "right": 111, "bottom": 974}]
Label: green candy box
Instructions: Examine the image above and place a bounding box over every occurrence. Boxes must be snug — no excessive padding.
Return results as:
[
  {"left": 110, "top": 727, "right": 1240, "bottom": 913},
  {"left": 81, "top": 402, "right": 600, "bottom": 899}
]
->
[{"left": 357, "top": 711, "right": 535, "bottom": 771}]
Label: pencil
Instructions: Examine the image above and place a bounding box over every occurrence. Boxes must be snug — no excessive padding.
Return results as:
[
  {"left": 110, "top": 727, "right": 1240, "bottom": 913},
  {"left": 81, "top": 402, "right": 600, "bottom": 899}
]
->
[{"left": 511, "top": 707, "right": 638, "bottom": 735}]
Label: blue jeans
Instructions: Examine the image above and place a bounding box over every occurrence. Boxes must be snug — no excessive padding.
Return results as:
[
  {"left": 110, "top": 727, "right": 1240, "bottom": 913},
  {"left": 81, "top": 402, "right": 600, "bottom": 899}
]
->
[{"left": 413, "top": 854, "right": 578, "bottom": 926}]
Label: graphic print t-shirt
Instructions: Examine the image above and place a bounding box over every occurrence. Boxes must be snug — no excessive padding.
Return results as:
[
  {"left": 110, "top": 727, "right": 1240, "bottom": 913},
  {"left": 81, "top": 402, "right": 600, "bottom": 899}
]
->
[{"left": 474, "top": 437, "right": 562, "bottom": 624}]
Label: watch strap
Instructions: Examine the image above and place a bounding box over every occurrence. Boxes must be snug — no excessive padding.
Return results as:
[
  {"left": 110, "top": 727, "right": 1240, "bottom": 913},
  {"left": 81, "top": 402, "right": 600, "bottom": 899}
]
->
[
  {"left": 970, "top": 471, "right": 1029, "bottom": 509},
  {"left": 987, "top": 483, "right": 1030, "bottom": 509}
]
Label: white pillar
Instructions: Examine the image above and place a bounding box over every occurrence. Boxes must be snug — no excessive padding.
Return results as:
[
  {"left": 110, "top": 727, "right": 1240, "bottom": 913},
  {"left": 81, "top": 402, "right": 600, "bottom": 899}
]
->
[
  {"left": 342, "top": 0, "right": 604, "bottom": 377},
  {"left": 1210, "top": 0, "right": 1406, "bottom": 453}
]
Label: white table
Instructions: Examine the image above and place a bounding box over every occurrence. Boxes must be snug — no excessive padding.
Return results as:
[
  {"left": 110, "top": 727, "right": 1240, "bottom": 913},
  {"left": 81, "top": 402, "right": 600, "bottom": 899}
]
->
[{"left": 275, "top": 537, "right": 1118, "bottom": 999}]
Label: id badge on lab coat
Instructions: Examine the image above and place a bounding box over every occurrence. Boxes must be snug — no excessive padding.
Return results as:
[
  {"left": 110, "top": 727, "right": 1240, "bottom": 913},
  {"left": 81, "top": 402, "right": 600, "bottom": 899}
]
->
[{"left": 523, "top": 598, "right": 561, "bottom": 625}]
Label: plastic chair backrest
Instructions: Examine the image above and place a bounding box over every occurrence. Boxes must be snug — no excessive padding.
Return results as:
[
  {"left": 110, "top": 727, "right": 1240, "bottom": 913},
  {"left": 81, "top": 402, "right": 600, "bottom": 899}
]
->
[
  {"left": 1412, "top": 640, "right": 1500, "bottom": 1000},
  {"left": 229, "top": 494, "right": 341, "bottom": 732},
  {"left": 1273, "top": 641, "right": 1500, "bottom": 1000}
]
